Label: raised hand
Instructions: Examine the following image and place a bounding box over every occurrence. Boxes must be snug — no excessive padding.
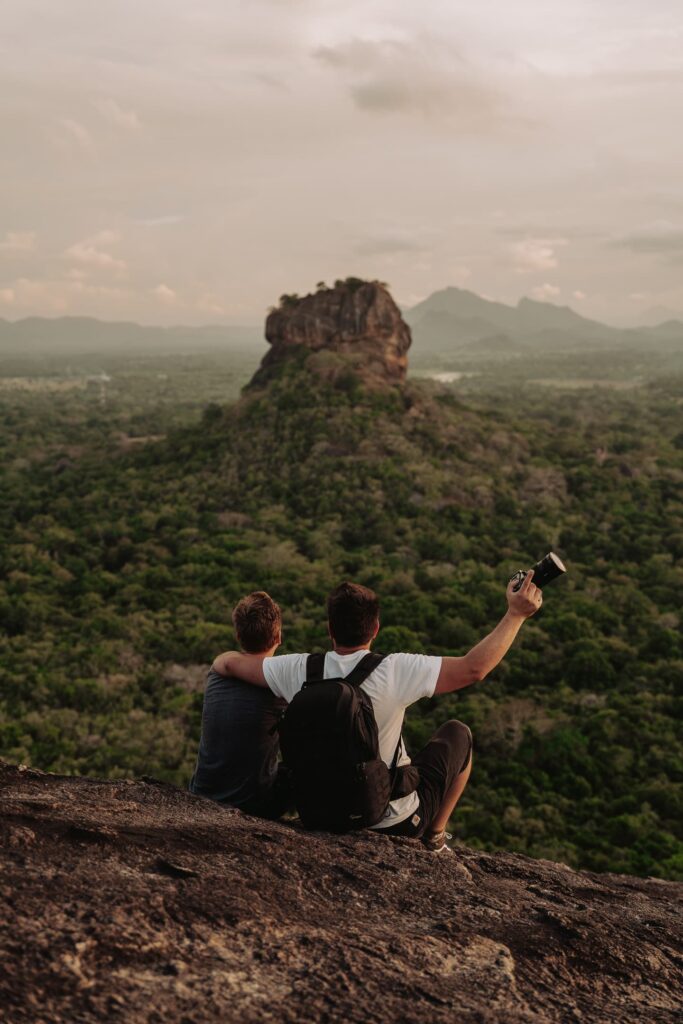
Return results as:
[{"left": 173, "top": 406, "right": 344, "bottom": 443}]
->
[{"left": 506, "top": 569, "right": 542, "bottom": 619}]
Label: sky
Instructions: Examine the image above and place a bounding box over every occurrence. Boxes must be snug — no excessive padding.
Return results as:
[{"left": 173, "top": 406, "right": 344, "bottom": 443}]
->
[{"left": 1, "top": 0, "right": 682, "bottom": 326}]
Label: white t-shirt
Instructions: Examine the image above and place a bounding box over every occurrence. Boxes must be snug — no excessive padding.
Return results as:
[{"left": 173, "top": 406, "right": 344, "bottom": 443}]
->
[{"left": 262, "top": 650, "right": 442, "bottom": 828}]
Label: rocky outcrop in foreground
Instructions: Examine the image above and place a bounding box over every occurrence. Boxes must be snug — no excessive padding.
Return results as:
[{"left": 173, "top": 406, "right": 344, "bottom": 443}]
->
[
  {"left": 1, "top": 761, "right": 681, "bottom": 1024},
  {"left": 251, "top": 280, "right": 412, "bottom": 388}
]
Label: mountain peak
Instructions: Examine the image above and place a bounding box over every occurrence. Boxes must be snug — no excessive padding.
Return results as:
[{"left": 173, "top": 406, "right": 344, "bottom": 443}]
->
[
  {"left": 405, "top": 285, "right": 622, "bottom": 353},
  {"left": 517, "top": 295, "right": 578, "bottom": 316},
  {"left": 249, "top": 278, "right": 412, "bottom": 388}
]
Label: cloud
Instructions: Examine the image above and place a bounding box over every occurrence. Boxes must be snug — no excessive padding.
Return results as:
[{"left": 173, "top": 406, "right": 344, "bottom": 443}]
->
[
  {"left": 2, "top": 2, "right": 681, "bottom": 323},
  {"left": 573, "top": 289, "right": 586, "bottom": 300},
  {"left": 0, "top": 231, "right": 36, "bottom": 253},
  {"left": 152, "top": 283, "right": 176, "bottom": 303},
  {"left": 57, "top": 118, "right": 92, "bottom": 151},
  {"left": 1, "top": 277, "right": 69, "bottom": 313},
  {"left": 197, "top": 293, "right": 225, "bottom": 315},
  {"left": 353, "top": 235, "right": 424, "bottom": 257},
  {"left": 496, "top": 224, "right": 600, "bottom": 240},
  {"left": 1, "top": 275, "right": 133, "bottom": 313},
  {"left": 530, "top": 283, "right": 561, "bottom": 301},
  {"left": 450, "top": 265, "right": 472, "bottom": 287},
  {"left": 611, "top": 221, "right": 683, "bottom": 259},
  {"left": 94, "top": 97, "right": 141, "bottom": 130},
  {"left": 134, "top": 214, "right": 185, "bottom": 228},
  {"left": 313, "top": 38, "right": 502, "bottom": 124},
  {"left": 64, "top": 231, "right": 127, "bottom": 275},
  {"left": 510, "top": 237, "right": 568, "bottom": 273}
]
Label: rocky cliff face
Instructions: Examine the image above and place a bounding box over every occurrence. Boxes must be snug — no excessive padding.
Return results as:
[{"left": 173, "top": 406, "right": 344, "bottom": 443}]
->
[
  {"left": 250, "top": 280, "right": 412, "bottom": 388},
  {"left": 2, "top": 761, "right": 682, "bottom": 1024}
]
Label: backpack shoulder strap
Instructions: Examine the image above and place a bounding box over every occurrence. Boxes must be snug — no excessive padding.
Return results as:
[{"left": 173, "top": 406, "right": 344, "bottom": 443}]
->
[
  {"left": 304, "top": 652, "right": 326, "bottom": 686},
  {"left": 343, "top": 652, "right": 386, "bottom": 688}
]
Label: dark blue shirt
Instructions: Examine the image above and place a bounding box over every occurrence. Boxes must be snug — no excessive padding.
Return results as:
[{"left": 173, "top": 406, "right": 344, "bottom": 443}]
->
[{"left": 190, "top": 669, "right": 285, "bottom": 811}]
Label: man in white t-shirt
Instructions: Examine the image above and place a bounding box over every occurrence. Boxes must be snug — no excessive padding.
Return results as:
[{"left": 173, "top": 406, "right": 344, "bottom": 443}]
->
[{"left": 213, "top": 572, "right": 542, "bottom": 852}]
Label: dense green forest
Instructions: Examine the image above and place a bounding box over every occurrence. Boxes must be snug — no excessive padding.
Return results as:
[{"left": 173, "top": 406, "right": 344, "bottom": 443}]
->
[{"left": 0, "top": 343, "right": 681, "bottom": 879}]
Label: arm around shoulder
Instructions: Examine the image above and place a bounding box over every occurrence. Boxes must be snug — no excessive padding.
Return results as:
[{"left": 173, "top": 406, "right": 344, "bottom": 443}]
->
[{"left": 212, "top": 651, "right": 269, "bottom": 687}]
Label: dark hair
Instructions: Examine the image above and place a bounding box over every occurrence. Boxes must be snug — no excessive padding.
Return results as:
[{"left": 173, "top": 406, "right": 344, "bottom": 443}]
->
[
  {"left": 327, "top": 582, "right": 379, "bottom": 647},
  {"left": 232, "top": 591, "right": 282, "bottom": 653}
]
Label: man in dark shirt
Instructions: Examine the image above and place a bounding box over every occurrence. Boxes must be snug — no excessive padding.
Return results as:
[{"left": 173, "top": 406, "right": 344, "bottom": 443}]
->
[{"left": 189, "top": 591, "right": 288, "bottom": 818}]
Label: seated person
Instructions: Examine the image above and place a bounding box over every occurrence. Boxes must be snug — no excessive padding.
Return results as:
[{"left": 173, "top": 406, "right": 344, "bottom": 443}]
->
[
  {"left": 189, "top": 590, "right": 288, "bottom": 819},
  {"left": 213, "top": 574, "right": 541, "bottom": 851}
]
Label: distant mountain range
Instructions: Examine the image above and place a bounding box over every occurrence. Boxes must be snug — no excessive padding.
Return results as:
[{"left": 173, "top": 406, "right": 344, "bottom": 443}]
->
[
  {"left": 1, "top": 289, "right": 681, "bottom": 358},
  {"left": 0, "top": 316, "right": 263, "bottom": 356},
  {"left": 404, "top": 288, "right": 683, "bottom": 355}
]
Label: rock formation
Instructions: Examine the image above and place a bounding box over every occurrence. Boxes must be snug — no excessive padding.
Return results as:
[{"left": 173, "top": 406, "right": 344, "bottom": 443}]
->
[
  {"left": 249, "top": 279, "right": 412, "bottom": 389},
  {"left": 2, "top": 761, "right": 682, "bottom": 1024}
]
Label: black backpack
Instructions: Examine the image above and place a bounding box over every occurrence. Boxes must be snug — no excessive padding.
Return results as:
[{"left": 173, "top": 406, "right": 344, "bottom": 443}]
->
[{"left": 278, "top": 651, "right": 416, "bottom": 833}]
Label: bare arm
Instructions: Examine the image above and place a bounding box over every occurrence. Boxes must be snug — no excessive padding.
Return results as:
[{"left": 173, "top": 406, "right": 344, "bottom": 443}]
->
[
  {"left": 212, "top": 651, "right": 269, "bottom": 687},
  {"left": 435, "top": 570, "right": 542, "bottom": 694}
]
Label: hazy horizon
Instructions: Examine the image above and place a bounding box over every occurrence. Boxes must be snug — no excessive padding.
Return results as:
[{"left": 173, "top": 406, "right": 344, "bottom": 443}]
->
[
  {"left": 0, "top": 282, "right": 681, "bottom": 333},
  {"left": 2, "top": 1, "right": 682, "bottom": 326}
]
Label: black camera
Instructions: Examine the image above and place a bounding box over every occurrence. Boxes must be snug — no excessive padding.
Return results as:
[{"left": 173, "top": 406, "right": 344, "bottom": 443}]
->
[{"left": 510, "top": 551, "right": 567, "bottom": 592}]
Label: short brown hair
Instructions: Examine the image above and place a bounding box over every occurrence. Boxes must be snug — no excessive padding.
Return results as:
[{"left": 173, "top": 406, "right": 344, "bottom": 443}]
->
[
  {"left": 232, "top": 591, "right": 282, "bottom": 653},
  {"left": 327, "top": 582, "right": 379, "bottom": 647}
]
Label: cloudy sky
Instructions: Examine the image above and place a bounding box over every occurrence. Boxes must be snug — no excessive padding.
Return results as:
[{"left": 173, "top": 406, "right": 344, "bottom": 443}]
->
[{"left": 2, "top": 0, "right": 682, "bottom": 325}]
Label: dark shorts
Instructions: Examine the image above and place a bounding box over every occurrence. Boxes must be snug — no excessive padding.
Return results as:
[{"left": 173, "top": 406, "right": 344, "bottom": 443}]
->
[{"left": 380, "top": 720, "right": 472, "bottom": 839}]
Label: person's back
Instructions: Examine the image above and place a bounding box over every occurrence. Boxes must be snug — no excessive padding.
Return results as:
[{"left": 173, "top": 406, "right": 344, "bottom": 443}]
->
[
  {"left": 267, "top": 647, "right": 440, "bottom": 828},
  {"left": 213, "top": 576, "right": 543, "bottom": 848},
  {"left": 190, "top": 590, "right": 288, "bottom": 819},
  {"left": 190, "top": 668, "right": 284, "bottom": 815}
]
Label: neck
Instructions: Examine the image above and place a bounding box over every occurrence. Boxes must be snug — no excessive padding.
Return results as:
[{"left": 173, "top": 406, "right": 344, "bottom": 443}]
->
[
  {"left": 246, "top": 643, "right": 279, "bottom": 658},
  {"left": 332, "top": 642, "right": 372, "bottom": 655}
]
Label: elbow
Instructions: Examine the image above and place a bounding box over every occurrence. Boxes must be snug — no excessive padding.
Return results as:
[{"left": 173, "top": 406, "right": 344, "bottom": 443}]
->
[{"left": 468, "top": 663, "right": 487, "bottom": 684}]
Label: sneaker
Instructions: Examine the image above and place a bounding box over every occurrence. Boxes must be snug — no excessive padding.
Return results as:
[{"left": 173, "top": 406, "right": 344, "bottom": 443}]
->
[{"left": 422, "top": 830, "right": 453, "bottom": 854}]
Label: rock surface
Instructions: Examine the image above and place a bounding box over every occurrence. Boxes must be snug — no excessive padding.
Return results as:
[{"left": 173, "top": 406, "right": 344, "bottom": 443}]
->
[
  {"left": 250, "top": 280, "right": 412, "bottom": 388},
  {"left": 1, "top": 760, "right": 682, "bottom": 1024}
]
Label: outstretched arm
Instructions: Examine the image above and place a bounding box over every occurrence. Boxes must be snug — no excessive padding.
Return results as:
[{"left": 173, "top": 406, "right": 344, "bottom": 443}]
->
[
  {"left": 212, "top": 651, "right": 269, "bottom": 687},
  {"left": 435, "top": 570, "right": 541, "bottom": 694}
]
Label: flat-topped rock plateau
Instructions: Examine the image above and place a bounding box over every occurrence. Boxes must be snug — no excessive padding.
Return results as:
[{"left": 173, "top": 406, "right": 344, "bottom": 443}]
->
[
  {"left": 1, "top": 760, "right": 681, "bottom": 1024},
  {"left": 250, "top": 279, "right": 412, "bottom": 389}
]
